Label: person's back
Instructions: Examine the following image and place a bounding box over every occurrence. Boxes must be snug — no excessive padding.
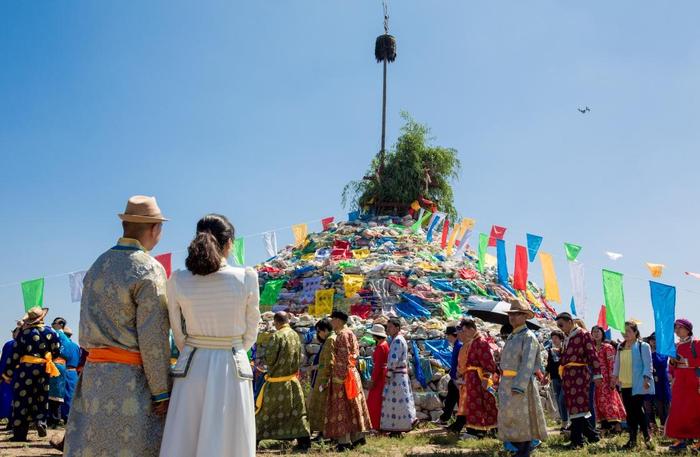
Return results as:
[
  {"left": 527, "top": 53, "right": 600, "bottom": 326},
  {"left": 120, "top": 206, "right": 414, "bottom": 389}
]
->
[{"left": 160, "top": 214, "right": 260, "bottom": 457}]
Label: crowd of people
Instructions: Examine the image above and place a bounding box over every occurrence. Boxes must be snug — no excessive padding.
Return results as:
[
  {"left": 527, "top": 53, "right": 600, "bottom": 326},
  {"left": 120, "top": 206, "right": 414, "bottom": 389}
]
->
[{"left": 0, "top": 195, "right": 698, "bottom": 457}]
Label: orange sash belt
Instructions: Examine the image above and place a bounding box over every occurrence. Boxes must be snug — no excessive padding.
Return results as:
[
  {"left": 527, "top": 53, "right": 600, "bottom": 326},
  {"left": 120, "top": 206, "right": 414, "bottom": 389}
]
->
[
  {"left": 86, "top": 347, "right": 143, "bottom": 366},
  {"left": 345, "top": 357, "right": 360, "bottom": 400}
]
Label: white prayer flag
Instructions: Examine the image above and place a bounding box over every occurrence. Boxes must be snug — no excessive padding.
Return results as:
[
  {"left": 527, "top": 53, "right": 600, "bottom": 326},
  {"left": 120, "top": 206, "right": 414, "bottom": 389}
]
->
[
  {"left": 568, "top": 261, "right": 587, "bottom": 320},
  {"left": 605, "top": 252, "right": 623, "bottom": 261},
  {"left": 69, "top": 271, "right": 87, "bottom": 303},
  {"left": 263, "top": 231, "right": 277, "bottom": 258}
]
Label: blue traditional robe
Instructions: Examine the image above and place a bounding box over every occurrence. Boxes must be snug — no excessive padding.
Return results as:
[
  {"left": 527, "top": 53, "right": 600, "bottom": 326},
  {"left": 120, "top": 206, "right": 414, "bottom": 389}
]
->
[
  {"left": 56, "top": 330, "right": 80, "bottom": 419},
  {"left": 0, "top": 339, "right": 16, "bottom": 419}
]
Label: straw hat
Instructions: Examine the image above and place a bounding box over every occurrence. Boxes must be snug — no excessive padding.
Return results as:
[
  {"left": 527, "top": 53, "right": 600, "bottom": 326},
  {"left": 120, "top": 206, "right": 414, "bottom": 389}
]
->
[
  {"left": 368, "top": 324, "right": 387, "bottom": 338},
  {"left": 505, "top": 297, "right": 535, "bottom": 319},
  {"left": 21, "top": 307, "right": 49, "bottom": 327},
  {"left": 118, "top": 196, "right": 168, "bottom": 223}
]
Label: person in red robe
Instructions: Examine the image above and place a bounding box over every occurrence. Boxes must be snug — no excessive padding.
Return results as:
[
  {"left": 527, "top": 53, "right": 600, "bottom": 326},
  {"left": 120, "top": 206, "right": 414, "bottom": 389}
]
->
[
  {"left": 457, "top": 318, "right": 498, "bottom": 436},
  {"left": 665, "top": 319, "right": 700, "bottom": 452},
  {"left": 556, "top": 313, "right": 602, "bottom": 449},
  {"left": 366, "top": 324, "right": 389, "bottom": 430},
  {"left": 591, "top": 326, "right": 625, "bottom": 433}
]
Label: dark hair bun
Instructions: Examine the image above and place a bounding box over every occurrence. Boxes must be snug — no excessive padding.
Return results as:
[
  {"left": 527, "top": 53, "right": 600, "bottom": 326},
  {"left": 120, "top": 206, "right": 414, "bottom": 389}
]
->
[{"left": 185, "top": 214, "right": 235, "bottom": 276}]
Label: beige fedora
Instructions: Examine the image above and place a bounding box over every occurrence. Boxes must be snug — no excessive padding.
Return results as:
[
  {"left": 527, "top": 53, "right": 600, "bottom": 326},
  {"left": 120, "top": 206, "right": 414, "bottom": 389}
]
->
[
  {"left": 505, "top": 297, "right": 535, "bottom": 319},
  {"left": 368, "top": 324, "right": 388, "bottom": 338},
  {"left": 21, "top": 307, "right": 50, "bottom": 327},
  {"left": 118, "top": 195, "right": 169, "bottom": 223}
]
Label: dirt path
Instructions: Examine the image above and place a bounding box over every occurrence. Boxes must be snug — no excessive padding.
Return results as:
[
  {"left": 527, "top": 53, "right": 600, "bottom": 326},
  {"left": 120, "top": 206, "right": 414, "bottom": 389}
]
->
[{"left": 0, "top": 427, "right": 62, "bottom": 457}]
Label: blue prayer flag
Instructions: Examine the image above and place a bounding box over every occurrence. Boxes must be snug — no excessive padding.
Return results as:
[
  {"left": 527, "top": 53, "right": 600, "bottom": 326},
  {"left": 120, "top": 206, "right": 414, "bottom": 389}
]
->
[
  {"left": 496, "top": 239, "right": 509, "bottom": 286},
  {"left": 348, "top": 210, "right": 360, "bottom": 222},
  {"left": 412, "top": 340, "right": 427, "bottom": 388},
  {"left": 570, "top": 297, "right": 577, "bottom": 316},
  {"left": 650, "top": 281, "right": 676, "bottom": 358},
  {"left": 426, "top": 214, "right": 442, "bottom": 242},
  {"left": 526, "top": 234, "right": 543, "bottom": 262}
]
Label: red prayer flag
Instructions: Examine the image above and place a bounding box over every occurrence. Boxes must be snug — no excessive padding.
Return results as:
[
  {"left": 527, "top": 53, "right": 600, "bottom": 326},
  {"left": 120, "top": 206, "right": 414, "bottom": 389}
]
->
[
  {"left": 440, "top": 219, "right": 450, "bottom": 249},
  {"left": 321, "top": 217, "right": 335, "bottom": 231},
  {"left": 513, "top": 245, "right": 528, "bottom": 290},
  {"left": 488, "top": 225, "right": 507, "bottom": 247},
  {"left": 154, "top": 253, "right": 172, "bottom": 279},
  {"left": 350, "top": 303, "right": 372, "bottom": 319},
  {"left": 457, "top": 269, "right": 478, "bottom": 280},
  {"left": 597, "top": 305, "right": 608, "bottom": 330},
  {"left": 387, "top": 276, "right": 408, "bottom": 288}
]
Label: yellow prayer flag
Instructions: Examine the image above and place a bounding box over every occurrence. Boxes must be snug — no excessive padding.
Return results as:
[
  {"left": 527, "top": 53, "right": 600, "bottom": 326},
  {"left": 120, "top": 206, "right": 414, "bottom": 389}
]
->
[
  {"left": 646, "top": 263, "right": 665, "bottom": 278},
  {"left": 291, "top": 223, "right": 308, "bottom": 247},
  {"left": 485, "top": 253, "right": 497, "bottom": 268},
  {"left": 446, "top": 225, "right": 460, "bottom": 256},
  {"left": 464, "top": 218, "right": 476, "bottom": 231},
  {"left": 343, "top": 274, "right": 365, "bottom": 298},
  {"left": 352, "top": 248, "right": 371, "bottom": 260},
  {"left": 301, "top": 253, "right": 314, "bottom": 261},
  {"left": 315, "top": 289, "right": 335, "bottom": 315},
  {"left": 410, "top": 200, "right": 421, "bottom": 211},
  {"left": 539, "top": 252, "right": 561, "bottom": 303},
  {"left": 307, "top": 304, "right": 317, "bottom": 316}
]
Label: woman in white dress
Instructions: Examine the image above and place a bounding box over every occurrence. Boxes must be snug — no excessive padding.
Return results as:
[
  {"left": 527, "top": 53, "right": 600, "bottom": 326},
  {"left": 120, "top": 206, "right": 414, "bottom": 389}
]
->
[{"left": 159, "top": 214, "right": 261, "bottom": 457}]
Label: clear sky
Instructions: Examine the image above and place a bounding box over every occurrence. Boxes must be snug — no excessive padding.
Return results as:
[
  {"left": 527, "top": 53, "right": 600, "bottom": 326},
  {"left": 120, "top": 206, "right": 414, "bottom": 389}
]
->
[{"left": 1, "top": 1, "right": 699, "bottom": 339}]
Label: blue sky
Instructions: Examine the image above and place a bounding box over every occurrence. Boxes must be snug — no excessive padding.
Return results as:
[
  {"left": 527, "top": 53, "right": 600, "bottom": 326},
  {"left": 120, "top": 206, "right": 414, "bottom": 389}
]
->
[{"left": 1, "top": 1, "right": 699, "bottom": 339}]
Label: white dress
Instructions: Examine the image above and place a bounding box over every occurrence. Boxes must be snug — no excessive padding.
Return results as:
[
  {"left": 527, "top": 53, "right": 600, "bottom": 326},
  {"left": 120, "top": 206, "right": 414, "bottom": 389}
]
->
[{"left": 159, "top": 262, "right": 261, "bottom": 457}]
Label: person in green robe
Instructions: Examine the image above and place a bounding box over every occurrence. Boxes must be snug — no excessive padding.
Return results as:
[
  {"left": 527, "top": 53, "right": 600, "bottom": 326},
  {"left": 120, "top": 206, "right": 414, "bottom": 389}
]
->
[
  {"left": 307, "top": 318, "right": 336, "bottom": 436},
  {"left": 255, "top": 312, "right": 311, "bottom": 450}
]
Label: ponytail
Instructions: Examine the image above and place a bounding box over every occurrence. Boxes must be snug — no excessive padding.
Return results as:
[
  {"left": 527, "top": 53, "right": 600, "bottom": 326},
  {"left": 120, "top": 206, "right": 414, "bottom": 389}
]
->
[{"left": 185, "top": 214, "right": 235, "bottom": 275}]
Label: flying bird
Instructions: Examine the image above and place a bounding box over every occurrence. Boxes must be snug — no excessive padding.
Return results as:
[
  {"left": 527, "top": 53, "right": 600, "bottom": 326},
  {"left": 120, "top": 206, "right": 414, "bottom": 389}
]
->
[{"left": 577, "top": 106, "right": 591, "bottom": 114}]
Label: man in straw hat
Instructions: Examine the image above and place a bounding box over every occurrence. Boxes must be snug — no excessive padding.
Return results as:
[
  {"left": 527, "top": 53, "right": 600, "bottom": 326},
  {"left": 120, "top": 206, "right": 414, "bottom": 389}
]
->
[
  {"left": 366, "top": 323, "right": 389, "bottom": 430},
  {"left": 324, "top": 310, "right": 371, "bottom": 450},
  {"left": 497, "top": 297, "right": 547, "bottom": 457},
  {"left": 2, "top": 307, "right": 60, "bottom": 441},
  {"left": 555, "top": 311, "right": 602, "bottom": 449},
  {"left": 64, "top": 196, "right": 172, "bottom": 457}
]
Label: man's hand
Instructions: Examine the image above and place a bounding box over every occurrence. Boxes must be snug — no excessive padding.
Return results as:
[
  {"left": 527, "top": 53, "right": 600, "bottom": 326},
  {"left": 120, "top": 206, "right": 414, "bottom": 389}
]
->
[
  {"left": 644, "top": 380, "right": 651, "bottom": 391},
  {"left": 153, "top": 400, "right": 169, "bottom": 417}
]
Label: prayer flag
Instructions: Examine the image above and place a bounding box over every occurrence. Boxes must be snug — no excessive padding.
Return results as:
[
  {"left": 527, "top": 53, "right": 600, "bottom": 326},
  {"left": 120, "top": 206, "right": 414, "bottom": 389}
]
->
[
  {"left": 539, "top": 252, "right": 561, "bottom": 303},
  {"left": 291, "top": 223, "right": 308, "bottom": 247},
  {"left": 412, "top": 340, "right": 427, "bottom": 388},
  {"left": 301, "top": 276, "right": 322, "bottom": 303},
  {"left": 440, "top": 219, "right": 449, "bottom": 249},
  {"left": 343, "top": 274, "right": 365, "bottom": 298},
  {"left": 513, "top": 245, "right": 528, "bottom": 290},
  {"left": 602, "top": 269, "right": 625, "bottom": 331},
  {"left": 488, "top": 225, "right": 507, "bottom": 247},
  {"left": 411, "top": 211, "right": 432, "bottom": 233},
  {"left": 685, "top": 271, "right": 700, "bottom": 280},
  {"left": 597, "top": 305, "right": 608, "bottom": 329},
  {"left": 426, "top": 213, "right": 442, "bottom": 242},
  {"left": 315, "top": 288, "right": 335, "bottom": 315},
  {"left": 321, "top": 217, "right": 335, "bottom": 231},
  {"left": 352, "top": 248, "right": 371, "bottom": 260},
  {"left": 649, "top": 281, "right": 676, "bottom": 358},
  {"left": 410, "top": 200, "right": 421, "bottom": 211},
  {"left": 526, "top": 234, "right": 543, "bottom": 262},
  {"left": 646, "top": 263, "right": 665, "bottom": 278},
  {"left": 496, "top": 239, "right": 509, "bottom": 286},
  {"left": 606, "top": 252, "right": 623, "bottom": 261},
  {"left": 68, "top": 271, "right": 87, "bottom": 303},
  {"left": 569, "top": 261, "right": 587, "bottom": 320},
  {"left": 154, "top": 253, "right": 172, "bottom": 278},
  {"left": 564, "top": 243, "right": 582, "bottom": 262},
  {"left": 477, "top": 233, "right": 489, "bottom": 273},
  {"left": 232, "top": 238, "right": 245, "bottom": 265},
  {"left": 260, "top": 279, "right": 286, "bottom": 306},
  {"left": 570, "top": 297, "right": 577, "bottom": 316},
  {"left": 21, "top": 278, "right": 44, "bottom": 312},
  {"left": 263, "top": 231, "right": 277, "bottom": 258},
  {"left": 446, "top": 222, "right": 460, "bottom": 256},
  {"left": 348, "top": 210, "right": 360, "bottom": 222},
  {"left": 440, "top": 296, "right": 462, "bottom": 320}
]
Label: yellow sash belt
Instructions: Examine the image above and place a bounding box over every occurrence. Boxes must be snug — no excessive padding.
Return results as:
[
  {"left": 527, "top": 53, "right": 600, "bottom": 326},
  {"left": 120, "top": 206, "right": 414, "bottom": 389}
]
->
[
  {"left": 559, "top": 362, "right": 587, "bottom": 378},
  {"left": 20, "top": 353, "right": 60, "bottom": 377},
  {"left": 466, "top": 366, "right": 494, "bottom": 388},
  {"left": 255, "top": 373, "right": 298, "bottom": 415},
  {"left": 502, "top": 370, "right": 518, "bottom": 377}
]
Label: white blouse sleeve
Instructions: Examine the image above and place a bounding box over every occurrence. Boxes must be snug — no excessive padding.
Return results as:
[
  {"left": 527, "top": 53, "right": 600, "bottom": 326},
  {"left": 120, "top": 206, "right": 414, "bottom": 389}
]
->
[
  {"left": 166, "top": 274, "right": 186, "bottom": 352},
  {"left": 242, "top": 267, "right": 261, "bottom": 350}
]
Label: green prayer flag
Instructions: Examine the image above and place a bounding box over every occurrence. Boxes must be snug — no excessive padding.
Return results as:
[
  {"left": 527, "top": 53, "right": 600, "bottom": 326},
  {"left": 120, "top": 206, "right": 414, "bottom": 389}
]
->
[
  {"left": 440, "top": 297, "right": 462, "bottom": 320},
  {"left": 564, "top": 243, "right": 583, "bottom": 262},
  {"left": 411, "top": 211, "right": 433, "bottom": 233},
  {"left": 260, "top": 279, "right": 286, "bottom": 306},
  {"left": 477, "top": 233, "right": 489, "bottom": 273},
  {"left": 232, "top": 238, "right": 245, "bottom": 265},
  {"left": 602, "top": 269, "right": 625, "bottom": 331},
  {"left": 21, "top": 278, "right": 44, "bottom": 312}
]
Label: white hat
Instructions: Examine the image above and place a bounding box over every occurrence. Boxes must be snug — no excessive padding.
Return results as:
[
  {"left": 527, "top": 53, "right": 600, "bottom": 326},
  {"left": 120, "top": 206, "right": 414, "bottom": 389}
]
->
[{"left": 368, "top": 324, "right": 387, "bottom": 338}]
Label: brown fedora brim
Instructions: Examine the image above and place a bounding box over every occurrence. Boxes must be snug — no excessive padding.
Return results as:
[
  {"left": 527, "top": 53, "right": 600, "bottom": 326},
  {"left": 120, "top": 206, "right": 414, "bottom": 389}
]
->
[
  {"left": 118, "top": 213, "right": 169, "bottom": 223},
  {"left": 22, "top": 307, "right": 50, "bottom": 325},
  {"left": 506, "top": 310, "right": 535, "bottom": 318}
]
